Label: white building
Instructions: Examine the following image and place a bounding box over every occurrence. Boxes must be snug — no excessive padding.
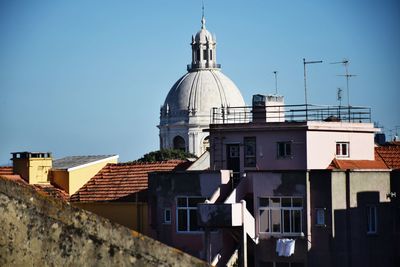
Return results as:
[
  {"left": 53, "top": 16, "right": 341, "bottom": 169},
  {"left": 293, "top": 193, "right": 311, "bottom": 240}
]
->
[{"left": 158, "top": 15, "right": 245, "bottom": 156}]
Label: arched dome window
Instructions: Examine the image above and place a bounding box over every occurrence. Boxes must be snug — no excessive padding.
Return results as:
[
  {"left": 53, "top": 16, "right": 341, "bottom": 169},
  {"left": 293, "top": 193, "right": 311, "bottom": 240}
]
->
[{"left": 173, "top": 136, "right": 186, "bottom": 151}]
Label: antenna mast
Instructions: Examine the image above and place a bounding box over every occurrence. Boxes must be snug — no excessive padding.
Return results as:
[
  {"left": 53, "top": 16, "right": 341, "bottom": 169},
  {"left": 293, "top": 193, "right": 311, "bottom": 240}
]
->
[
  {"left": 273, "top": 71, "right": 278, "bottom": 94},
  {"left": 331, "top": 59, "right": 357, "bottom": 107}
]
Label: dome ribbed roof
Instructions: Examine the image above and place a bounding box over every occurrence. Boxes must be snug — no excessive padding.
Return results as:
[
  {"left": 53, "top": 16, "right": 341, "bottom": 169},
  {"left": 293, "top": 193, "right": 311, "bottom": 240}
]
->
[
  {"left": 163, "top": 69, "right": 245, "bottom": 115},
  {"left": 195, "top": 28, "right": 214, "bottom": 43}
]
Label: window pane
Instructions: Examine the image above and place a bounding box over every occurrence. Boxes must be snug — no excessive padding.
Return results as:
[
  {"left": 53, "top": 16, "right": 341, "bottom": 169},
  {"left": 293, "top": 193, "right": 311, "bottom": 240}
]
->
[
  {"left": 164, "top": 209, "right": 171, "bottom": 223},
  {"left": 283, "top": 210, "right": 291, "bottom": 233},
  {"left": 282, "top": 198, "right": 291, "bottom": 207},
  {"left": 278, "top": 143, "right": 285, "bottom": 157},
  {"left": 203, "top": 49, "right": 208, "bottom": 60},
  {"left": 270, "top": 198, "right": 281, "bottom": 208},
  {"left": 178, "top": 210, "right": 187, "bottom": 231},
  {"left": 244, "top": 137, "right": 256, "bottom": 156},
  {"left": 285, "top": 143, "right": 291, "bottom": 156},
  {"left": 259, "top": 209, "right": 270, "bottom": 232},
  {"left": 259, "top": 198, "right": 269, "bottom": 207},
  {"left": 177, "top": 198, "right": 187, "bottom": 207},
  {"left": 342, "top": 144, "right": 347, "bottom": 155},
  {"left": 292, "top": 210, "right": 301, "bottom": 233},
  {"left": 336, "top": 143, "right": 341, "bottom": 155},
  {"left": 188, "top": 197, "right": 205, "bottom": 207},
  {"left": 271, "top": 210, "right": 281, "bottom": 232},
  {"left": 189, "top": 209, "right": 200, "bottom": 231},
  {"left": 292, "top": 198, "right": 302, "bottom": 207}
]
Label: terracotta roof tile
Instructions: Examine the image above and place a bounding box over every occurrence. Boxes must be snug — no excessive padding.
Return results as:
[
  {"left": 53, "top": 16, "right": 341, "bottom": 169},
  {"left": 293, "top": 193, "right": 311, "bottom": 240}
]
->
[
  {"left": 376, "top": 143, "right": 400, "bottom": 169},
  {"left": 0, "top": 174, "right": 69, "bottom": 202},
  {"left": 328, "top": 149, "right": 388, "bottom": 170},
  {"left": 69, "top": 160, "right": 190, "bottom": 202},
  {"left": 0, "top": 166, "right": 13, "bottom": 176}
]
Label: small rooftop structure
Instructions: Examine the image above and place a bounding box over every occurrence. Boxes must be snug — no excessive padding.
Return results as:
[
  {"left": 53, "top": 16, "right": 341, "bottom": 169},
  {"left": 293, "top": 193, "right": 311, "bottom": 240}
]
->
[{"left": 52, "top": 155, "right": 118, "bottom": 171}]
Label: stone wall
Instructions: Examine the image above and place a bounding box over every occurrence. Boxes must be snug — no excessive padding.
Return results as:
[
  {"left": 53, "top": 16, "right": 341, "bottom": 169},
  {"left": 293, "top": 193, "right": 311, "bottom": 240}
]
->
[{"left": 0, "top": 177, "right": 208, "bottom": 266}]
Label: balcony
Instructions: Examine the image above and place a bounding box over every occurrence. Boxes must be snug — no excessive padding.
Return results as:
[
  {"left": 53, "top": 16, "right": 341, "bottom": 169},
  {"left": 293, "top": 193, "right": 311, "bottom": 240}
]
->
[{"left": 210, "top": 104, "right": 371, "bottom": 124}]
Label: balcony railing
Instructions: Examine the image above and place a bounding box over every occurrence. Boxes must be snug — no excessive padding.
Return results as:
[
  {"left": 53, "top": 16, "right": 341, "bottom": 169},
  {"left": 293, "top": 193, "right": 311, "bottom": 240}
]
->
[
  {"left": 187, "top": 63, "right": 221, "bottom": 71},
  {"left": 210, "top": 104, "right": 372, "bottom": 124}
]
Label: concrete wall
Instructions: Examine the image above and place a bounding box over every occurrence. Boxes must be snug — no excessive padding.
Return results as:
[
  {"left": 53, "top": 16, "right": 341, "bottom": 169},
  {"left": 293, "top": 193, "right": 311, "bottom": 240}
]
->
[
  {"left": 72, "top": 202, "right": 149, "bottom": 235},
  {"left": 0, "top": 177, "right": 208, "bottom": 266},
  {"left": 309, "top": 170, "right": 395, "bottom": 267},
  {"left": 307, "top": 130, "right": 375, "bottom": 170}
]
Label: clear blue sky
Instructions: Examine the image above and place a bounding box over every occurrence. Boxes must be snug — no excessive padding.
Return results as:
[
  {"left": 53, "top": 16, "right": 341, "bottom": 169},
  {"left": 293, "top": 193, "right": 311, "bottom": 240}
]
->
[{"left": 0, "top": 0, "right": 399, "bottom": 165}]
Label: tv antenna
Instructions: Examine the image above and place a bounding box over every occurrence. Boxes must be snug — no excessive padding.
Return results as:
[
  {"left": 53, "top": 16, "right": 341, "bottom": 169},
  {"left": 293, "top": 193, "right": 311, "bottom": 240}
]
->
[
  {"left": 337, "top": 87, "right": 342, "bottom": 106},
  {"left": 331, "top": 59, "right": 357, "bottom": 107},
  {"left": 273, "top": 71, "right": 278, "bottom": 94},
  {"left": 303, "top": 58, "right": 323, "bottom": 120}
]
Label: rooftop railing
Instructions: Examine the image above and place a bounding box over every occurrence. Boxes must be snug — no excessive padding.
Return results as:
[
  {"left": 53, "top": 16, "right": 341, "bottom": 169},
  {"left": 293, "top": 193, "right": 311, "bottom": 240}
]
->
[{"left": 210, "top": 104, "right": 371, "bottom": 124}]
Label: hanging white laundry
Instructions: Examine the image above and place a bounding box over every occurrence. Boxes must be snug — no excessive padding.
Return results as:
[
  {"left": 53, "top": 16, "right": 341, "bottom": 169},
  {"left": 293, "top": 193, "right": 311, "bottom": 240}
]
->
[
  {"left": 276, "top": 238, "right": 296, "bottom": 257},
  {"left": 284, "top": 239, "right": 295, "bottom": 257}
]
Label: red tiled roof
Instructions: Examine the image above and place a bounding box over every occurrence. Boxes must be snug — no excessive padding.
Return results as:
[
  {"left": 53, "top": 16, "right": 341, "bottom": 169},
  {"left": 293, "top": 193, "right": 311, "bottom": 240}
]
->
[
  {"left": 69, "top": 160, "right": 189, "bottom": 202},
  {"left": 376, "top": 143, "right": 400, "bottom": 169},
  {"left": 34, "top": 184, "right": 70, "bottom": 202},
  {"left": 0, "top": 166, "right": 13, "bottom": 176},
  {"left": 0, "top": 172, "right": 69, "bottom": 202},
  {"left": 328, "top": 150, "right": 388, "bottom": 170}
]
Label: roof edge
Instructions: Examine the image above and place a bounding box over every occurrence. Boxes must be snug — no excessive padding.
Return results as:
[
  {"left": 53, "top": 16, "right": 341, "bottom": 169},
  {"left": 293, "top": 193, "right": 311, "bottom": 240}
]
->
[{"left": 66, "top": 155, "right": 119, "bottom": 172}]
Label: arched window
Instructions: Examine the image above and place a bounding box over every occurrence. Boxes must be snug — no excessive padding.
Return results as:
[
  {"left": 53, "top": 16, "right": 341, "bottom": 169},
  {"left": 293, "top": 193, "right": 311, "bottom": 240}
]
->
[{"left": 173, "top": 136, "right": 186, "bottom": 151}]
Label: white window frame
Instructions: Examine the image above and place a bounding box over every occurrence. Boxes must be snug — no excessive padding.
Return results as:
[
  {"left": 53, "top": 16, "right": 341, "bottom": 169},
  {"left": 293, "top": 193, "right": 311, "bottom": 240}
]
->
[
  {"left": 277, "top": 142, "right": 292, "bottom": 159},
  {"left": 366, "top": 205, "right": 377, "bottom": 234},
  {"left": 163, "top": 208, "right": 171, "bottom": 224},
  {"left": 176, "top": 196, "right": 206, "bottom": 233},
  {"left": 258, "top": 197, "right": 303, "bottom": 236},
  {"left": 336, "top": 142, "right": 349, "bottom": 158}
]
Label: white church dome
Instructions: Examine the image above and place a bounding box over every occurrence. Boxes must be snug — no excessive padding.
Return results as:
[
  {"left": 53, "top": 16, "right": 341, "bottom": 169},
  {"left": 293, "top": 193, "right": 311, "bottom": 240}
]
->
[
  {"left": 163, "top": 70, "right": 245, "bottom": 116},
  {"left": 158, "top": 14, "right": 245, "bottom": 156}
]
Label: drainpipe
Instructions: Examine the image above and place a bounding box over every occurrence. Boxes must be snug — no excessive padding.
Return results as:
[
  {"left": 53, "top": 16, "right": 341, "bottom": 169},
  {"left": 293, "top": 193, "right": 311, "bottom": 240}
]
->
[{"left": 241, "top": 200, "right": 247, "bottom": 267}]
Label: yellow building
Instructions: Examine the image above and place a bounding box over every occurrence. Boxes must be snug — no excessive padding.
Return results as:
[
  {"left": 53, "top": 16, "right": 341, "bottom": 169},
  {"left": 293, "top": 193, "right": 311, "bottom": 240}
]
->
[{"left": 50, "top": 155, "right": 119, "bottom": 195}]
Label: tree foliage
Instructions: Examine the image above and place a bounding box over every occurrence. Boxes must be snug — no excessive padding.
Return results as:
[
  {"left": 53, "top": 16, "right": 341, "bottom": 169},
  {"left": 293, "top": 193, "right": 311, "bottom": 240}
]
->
[{"left": 136, "top": 149, "right": 197, "bottom": 163}]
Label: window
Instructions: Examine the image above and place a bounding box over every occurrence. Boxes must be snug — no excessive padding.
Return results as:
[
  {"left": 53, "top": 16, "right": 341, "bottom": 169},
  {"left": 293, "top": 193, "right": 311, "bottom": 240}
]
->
[
  {"left": 203, "top": 49, "right": 208, "bottom": 60},
  {"left": 173, "top": 136, "right": 186, "bottom": 151},
  {"left": 336, "top": 142, "right": 349, "bottom": 157},
  {"left": 177, "top": 197, "right": 206, "bottom": 232},
  {"left": 367, "top": 205, "right": 377, "bottom": 234},
  {"left": 210, "top": 50, "right": 213, "bottom": 60},
  {"left": 259, "top": 197, "right": 303, "bottom": 235},
  {"left": 164, "top": 208, "right": 171, "bottom": 224},
  {"left": 244, "top": 137, "right": 256, "bottom": 167},
  {"left": 315, "top": 208, "right": 326, "bottom": 226},
  {"left": 277, "top": 142, "right": 292, "bottom": 158},
  {"left": 196, "top": 49, "right": 200, "bottom": 61}
]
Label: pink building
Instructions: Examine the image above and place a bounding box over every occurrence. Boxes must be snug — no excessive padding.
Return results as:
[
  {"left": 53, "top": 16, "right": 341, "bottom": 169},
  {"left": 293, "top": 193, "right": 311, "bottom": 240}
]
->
[{"left": 149, "top": 96, "right": 397, "bottom": 267}]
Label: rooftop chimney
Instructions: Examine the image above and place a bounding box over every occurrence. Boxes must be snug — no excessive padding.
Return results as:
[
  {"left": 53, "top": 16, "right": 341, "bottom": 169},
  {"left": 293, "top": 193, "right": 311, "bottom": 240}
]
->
[
  {"left": 252, "top": 94, "right": 285, "bottom": 123},
  {"left": 11, "top": 152, "right": 52, "bottom": 184}
]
